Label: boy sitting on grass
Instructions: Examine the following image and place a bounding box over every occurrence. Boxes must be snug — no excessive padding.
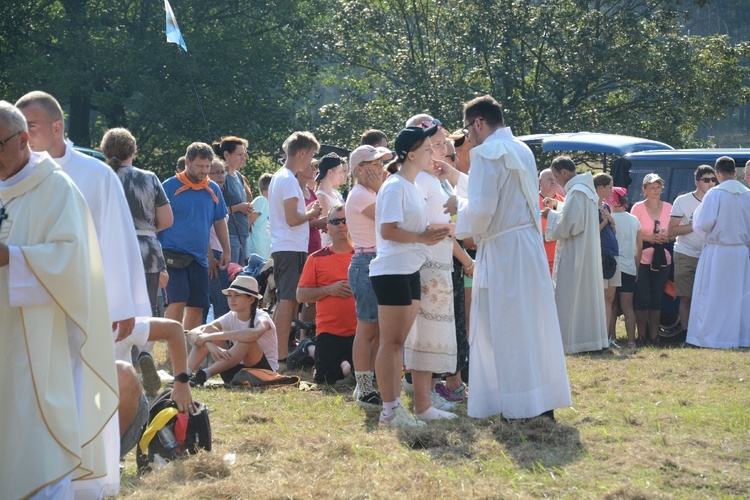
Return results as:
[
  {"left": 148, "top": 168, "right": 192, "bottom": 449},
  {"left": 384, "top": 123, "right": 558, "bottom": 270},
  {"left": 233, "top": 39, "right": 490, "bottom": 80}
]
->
[{"left": 187, "top": 276, "right": 278, "bottom": 385}]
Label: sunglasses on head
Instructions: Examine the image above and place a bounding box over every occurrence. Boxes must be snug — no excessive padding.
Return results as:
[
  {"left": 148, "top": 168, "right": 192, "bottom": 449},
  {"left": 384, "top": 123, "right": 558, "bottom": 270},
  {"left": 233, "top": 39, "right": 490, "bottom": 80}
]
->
[
  {"left": 699, "top": 177, "right": 717, "bottom": 183},
  {"left": 328, "top": 217, "right": 347, "bottom": 226},
  {"left": 418, "top": 118, "right": 442, "bottom": 129}
]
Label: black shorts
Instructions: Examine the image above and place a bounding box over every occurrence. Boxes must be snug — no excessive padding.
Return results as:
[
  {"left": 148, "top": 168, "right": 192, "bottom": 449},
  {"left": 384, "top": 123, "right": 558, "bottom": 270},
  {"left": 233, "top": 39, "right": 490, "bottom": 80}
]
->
[
  {"left": 220, "top": 354, "right": 273, "bottom": 384},
  {"left": 617, "top": 272, "right": 637, "bottom": 294},
  {"left": 313, "top": 333, "right": 355, "bottom": 385},
  {"left": 369, "top": 272, "right": 421, "bottom": 306}
]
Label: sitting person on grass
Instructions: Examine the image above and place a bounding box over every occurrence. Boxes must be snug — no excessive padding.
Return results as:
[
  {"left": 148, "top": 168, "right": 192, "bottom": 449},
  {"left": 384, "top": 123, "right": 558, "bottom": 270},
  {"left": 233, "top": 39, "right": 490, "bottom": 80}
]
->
[
  {"left": 187, "top": 276, "right": 278, "bottom": 385},
  {"left": 287, "top": 205, "right": 357, "bottom": 386}
]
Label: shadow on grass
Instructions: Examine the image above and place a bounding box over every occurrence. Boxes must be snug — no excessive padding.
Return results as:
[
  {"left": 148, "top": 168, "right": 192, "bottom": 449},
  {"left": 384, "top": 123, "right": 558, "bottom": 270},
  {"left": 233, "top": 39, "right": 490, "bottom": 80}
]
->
[{"left": 489, "top": 416, "right": 583, "bottom": 469}]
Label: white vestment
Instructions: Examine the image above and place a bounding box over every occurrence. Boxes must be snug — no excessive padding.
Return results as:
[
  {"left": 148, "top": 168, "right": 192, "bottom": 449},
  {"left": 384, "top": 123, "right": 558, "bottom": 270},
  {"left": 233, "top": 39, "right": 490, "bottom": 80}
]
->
[
  {"left": 455, "top": 127, "right": 571, "bottom": 419},
  {"left": 54, "top": 140, "right": 150, "bottom": 498},
  {"left": 546, "top": 172, "right": 608, "bottom": 354},
  {"left": 686, "top": 180, "right": 750, "bottom": 348},
  {"left": 0, "top": 154, "right": 118, "bottom": 499}
]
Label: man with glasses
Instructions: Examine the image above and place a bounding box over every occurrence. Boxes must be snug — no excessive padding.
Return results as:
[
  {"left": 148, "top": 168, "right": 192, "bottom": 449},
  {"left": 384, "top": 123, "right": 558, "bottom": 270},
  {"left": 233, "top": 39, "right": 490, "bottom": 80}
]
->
[
  {"left": 0, "top": 101, "right": 118, "bottom": 499},
  {"left": 289, "top": 205, "right": 357, "bottom": 385},
  {"left": 444, "top": 95, "right": 571, "bottom": 421},
  {"left": 686, "top": 156, "right": 750, "bottom": 348},
  {"left": 669, "top": 165, "right": 717, "bottom": 334}
]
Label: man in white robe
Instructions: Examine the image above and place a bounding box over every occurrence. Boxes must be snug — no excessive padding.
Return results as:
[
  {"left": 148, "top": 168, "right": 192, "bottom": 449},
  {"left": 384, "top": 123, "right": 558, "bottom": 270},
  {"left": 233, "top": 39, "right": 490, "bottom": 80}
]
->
[
  {"left": 544, "top": 156, "right": 608, "bottom": 354},
  {"left": 687, "top": 156, "right": 750, "bottom": 348},
  {"left": 0, "top": 101, "right": 119, "bottom": 499},
  {"left": 444, "top": 95, "right": 571, "bottom": 420},
  {"left": 17, "top": 91, "right": 150, "bottom": 498}
]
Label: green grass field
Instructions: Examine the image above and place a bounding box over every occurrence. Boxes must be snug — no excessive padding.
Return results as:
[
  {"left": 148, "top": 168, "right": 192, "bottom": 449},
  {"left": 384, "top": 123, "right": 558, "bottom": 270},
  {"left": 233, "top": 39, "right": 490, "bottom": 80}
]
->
[{"left": 120, "top": 334, "right": 750, "bottom": 499}]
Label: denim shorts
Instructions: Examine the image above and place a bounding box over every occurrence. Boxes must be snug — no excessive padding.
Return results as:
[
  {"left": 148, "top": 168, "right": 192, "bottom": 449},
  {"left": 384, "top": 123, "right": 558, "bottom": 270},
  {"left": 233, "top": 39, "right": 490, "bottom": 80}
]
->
[{"left": 348, "top": 253, "right": 379, "bottom": 322}]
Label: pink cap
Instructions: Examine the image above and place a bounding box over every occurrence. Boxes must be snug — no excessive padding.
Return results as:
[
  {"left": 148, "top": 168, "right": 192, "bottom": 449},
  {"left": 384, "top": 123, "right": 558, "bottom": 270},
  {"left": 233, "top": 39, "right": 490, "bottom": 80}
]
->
[{"left": 605, "top": 186, "right": 628, "bottom": 207}]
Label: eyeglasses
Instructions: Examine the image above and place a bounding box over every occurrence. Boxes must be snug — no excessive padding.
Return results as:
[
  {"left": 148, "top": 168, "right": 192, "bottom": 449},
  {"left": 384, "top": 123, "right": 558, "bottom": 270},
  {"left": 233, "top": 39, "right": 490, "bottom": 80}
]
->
[
  {"left": 209, "top": 170, "right": 226, "bottom": 176},
  {"left": 0, "top": 131, "right": 21, "bottom": 153},
  {"left": 461, "top": 118, "right": 483, "bottom": 136},
  {"left": 328, "top": 217, "right": 347, "bottom": 226},
  {"left": 699, "top": 177, "right": 717, "bottom": 183},
  {"left": 445, "top": 153, "right": 457, "bottom": 162}
]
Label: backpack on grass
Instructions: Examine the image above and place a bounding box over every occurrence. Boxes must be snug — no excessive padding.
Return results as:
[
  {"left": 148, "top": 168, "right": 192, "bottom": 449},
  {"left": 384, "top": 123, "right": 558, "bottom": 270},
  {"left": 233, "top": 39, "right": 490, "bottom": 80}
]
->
[{"left": 136, "top": 388, "right": 211, "bottom": 473}]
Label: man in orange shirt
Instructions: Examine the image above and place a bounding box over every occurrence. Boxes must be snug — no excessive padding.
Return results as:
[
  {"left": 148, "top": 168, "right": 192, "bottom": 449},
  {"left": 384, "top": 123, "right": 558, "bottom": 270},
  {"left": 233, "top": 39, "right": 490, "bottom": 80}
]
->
[
  {"left": 539, "top": 168, "right": 565, "bottom": 275},
  {"left": 289, "top": 204, "right": 357, "bottom": 384}
]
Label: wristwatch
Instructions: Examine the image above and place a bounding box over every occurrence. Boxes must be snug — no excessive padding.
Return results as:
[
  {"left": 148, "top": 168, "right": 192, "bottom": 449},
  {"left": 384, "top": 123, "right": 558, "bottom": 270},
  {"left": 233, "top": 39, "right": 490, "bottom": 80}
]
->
[{"left": 174, "top": 372, "right": 190, "bottom": 384}]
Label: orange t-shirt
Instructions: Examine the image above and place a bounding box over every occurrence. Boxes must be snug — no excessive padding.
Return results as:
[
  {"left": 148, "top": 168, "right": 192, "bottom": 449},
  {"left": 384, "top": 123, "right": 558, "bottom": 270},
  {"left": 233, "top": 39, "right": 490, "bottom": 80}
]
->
[
  {"left": 540, "top": 193, "right": 565, "bottom": 274},
  {"left": 298, "top": 247, "right": 357, "bottom": 337}
]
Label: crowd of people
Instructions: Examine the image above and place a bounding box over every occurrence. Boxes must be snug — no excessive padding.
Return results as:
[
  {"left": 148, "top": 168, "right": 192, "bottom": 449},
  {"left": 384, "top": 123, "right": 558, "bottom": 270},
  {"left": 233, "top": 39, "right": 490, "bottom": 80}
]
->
[{"left": 2, "top": 90, "right": 749, "bottom": 498}]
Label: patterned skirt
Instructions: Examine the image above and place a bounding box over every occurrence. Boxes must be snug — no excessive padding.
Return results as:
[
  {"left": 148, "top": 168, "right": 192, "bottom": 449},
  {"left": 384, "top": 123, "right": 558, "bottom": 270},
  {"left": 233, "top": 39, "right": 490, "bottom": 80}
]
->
[{"left": 404, "top": 238, "right": 458, "bottom": 372}]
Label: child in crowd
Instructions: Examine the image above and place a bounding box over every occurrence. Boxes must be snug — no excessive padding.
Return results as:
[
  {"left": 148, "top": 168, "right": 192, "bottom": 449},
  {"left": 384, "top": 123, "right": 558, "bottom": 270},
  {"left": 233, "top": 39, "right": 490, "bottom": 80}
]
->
[
  {"left": 187, "top": 276, "right": 278, "bottom": 385},
  {"left": 247, "top": 173, "right": 273, "bottom": 261}
]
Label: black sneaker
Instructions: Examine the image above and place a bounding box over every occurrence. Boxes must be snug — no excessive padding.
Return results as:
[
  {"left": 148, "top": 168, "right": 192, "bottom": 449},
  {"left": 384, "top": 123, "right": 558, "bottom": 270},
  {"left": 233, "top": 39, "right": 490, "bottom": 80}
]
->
[
  {"left": 286, "top": 337, "right": 314, "bottom": 370},
  {"left": 190, "top": 369, "right": 207, "bottom": 387},
  {"left": 356, "top": 391, "right": 383, "bottom": 410},
  {"left": 137, "top": 351, "right": 161, "bottom": 397}
]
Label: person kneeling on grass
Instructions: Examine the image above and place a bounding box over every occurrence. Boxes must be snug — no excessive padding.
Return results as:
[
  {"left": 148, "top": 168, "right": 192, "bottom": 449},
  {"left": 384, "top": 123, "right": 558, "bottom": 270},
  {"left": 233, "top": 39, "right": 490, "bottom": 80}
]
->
[
  {"left": 288, "top": 205, "right": 357, "bottom": 386},
  {"left": 186, "top": 276, "right": 279, "bottom": 385}
]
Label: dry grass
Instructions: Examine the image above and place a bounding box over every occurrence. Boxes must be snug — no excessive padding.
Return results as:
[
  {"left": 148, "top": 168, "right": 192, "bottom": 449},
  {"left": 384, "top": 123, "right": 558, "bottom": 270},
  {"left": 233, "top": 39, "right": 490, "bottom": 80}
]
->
[{"left": 120, "top": 324, "right": 750, "bottom": 499}]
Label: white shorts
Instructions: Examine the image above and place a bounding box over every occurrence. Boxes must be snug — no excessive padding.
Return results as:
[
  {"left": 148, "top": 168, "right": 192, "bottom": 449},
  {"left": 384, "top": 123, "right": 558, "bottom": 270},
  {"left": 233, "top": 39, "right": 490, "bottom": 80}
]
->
[
  {"left": 603, "top": 256, "right": 622, "bottom": 289},
  {"left": 113, "top": 320, "right": 151, "bottom": 363}
]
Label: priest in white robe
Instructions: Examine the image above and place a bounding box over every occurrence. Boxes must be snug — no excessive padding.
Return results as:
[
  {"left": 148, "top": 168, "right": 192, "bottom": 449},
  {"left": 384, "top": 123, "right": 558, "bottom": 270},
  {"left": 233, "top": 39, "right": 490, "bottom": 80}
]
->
[
  {"left": 17, "top": 91, "right": 150, "bottom": 498},
  {"left": 687, "top": 156, "right": 750, "bottom": 348},
  {"left": 445, "top": 95, "right": 571, "bottom": 420},
  {"left": 0, "top": 102, "right": 118, "bottom": 500},
  {"left": 544, "top": 158, "right": 608, "bottom": 354}
]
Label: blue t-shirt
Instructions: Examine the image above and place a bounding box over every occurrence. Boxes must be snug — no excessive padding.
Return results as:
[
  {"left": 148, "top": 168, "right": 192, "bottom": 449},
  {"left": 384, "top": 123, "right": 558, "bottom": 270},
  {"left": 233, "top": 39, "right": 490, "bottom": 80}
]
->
[
  {"left": 158, "top": 176, "right": 228, "bottom": 266},
  {"left": 599, "top": 203, "right": 619, "bottom": 257}
]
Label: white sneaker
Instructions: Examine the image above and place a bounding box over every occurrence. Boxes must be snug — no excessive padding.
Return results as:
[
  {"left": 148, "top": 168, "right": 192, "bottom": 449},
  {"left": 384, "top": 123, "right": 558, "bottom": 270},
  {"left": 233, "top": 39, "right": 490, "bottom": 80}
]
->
[
  {"left": 353, "top": 384, "right": 360, "bottom": 401},
  {"left": 379, "top": 406, "right": 426, "bottom": 427},
  {"left": 430, "top": 390, "right": 456, "bottom": 411},
  {"left": 416, "top": 407, "right": 458, "bottom": 421},
  {"left": 401, "top": 377, "right": 414, "bottom": 395}
]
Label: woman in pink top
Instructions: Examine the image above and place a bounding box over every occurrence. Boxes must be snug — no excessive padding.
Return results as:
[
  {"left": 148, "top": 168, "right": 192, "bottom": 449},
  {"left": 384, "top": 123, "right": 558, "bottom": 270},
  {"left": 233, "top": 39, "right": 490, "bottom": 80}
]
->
[
  {"left": 629, "top": 173, "right": 673, "bottom": 345},
  {"left": 346, "top": 145, "right": 390, "bottom": 409}
]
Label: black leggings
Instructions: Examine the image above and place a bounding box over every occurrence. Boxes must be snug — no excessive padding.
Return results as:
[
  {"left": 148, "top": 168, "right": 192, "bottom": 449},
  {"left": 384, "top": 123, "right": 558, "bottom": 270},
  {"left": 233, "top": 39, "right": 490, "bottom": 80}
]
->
[{"left": 633, "top": 263, "right": 669, "bottom": 311}]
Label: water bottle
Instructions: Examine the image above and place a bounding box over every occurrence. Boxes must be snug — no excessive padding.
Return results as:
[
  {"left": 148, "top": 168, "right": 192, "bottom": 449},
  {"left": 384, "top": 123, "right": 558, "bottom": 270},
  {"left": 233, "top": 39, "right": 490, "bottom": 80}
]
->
[{"left": 157, "top": 426, "right": 178, "bottom": 453}]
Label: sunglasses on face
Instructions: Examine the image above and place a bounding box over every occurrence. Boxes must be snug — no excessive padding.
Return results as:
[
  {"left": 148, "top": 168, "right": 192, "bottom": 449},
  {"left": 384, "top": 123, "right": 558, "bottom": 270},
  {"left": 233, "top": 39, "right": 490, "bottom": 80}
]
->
[
  {"left": 445, "top": 153, "right": 457, "bottom": 162},
  {"left": 699, "top": 177, "right": 717, "bottom": 183},
  {"left": 328, "top": 217, "right": 347, "bottom": 226}
]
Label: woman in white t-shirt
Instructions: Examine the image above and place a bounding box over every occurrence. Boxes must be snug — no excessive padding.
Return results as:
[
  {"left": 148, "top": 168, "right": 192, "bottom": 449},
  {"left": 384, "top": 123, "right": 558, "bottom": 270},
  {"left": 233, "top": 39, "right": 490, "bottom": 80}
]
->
[
  {"left": 186, "top": 276, "right": 279, "bottom": 385},
  {"left": 369, "top": 126, "right": 451, "bottom": 428},
  {"left": 315, "top": 153, "right": 347, "bottom": 247}
]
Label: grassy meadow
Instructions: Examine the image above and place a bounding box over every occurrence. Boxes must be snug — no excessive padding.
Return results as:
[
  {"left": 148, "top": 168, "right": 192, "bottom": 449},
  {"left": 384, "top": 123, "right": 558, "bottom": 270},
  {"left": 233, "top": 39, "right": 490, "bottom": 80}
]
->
[{"left": 120, "top": 328, "right": 750, "bottom": 499}]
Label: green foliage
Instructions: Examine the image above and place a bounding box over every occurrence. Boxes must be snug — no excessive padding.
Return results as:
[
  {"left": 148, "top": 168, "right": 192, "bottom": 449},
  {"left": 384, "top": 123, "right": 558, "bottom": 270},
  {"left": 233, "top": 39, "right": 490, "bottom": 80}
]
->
[{"left": 320, "top": 0, "right": 749, "bottom": 148}]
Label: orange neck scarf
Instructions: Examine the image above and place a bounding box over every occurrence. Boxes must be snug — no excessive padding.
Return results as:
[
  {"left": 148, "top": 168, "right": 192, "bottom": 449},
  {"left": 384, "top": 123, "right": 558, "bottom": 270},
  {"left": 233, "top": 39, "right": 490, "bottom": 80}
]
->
[{"left": 174, "top": 171, "right": 219, "bottom": 203}]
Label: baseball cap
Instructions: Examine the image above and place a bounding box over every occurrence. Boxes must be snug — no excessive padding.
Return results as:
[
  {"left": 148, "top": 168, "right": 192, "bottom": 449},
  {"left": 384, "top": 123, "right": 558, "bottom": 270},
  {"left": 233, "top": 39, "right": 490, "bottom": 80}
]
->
[
  {"left": 642, "top": 173, "right": 665, "bottom": 186},
  {"left": 605, "top": 186, "right": 628, "bottom": 208},
  {"left": 314, "top": 153, "right": 345, "bottom": 182},
  {"left": 349, "top": 145, "right": 390, "bottom": 169},
  {"left": 394, "top": 126, "right": 439, "bottom": 162}
]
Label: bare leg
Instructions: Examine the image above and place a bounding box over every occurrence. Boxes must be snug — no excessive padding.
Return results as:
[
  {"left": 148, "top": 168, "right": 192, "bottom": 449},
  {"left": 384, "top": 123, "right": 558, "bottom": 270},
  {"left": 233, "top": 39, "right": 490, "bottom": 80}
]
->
[
  {"left": 375, "top": 302, "right": 420, "bottom": 404},
  {"left": 187, "top": 345, "right": 209, "bottom": 372},
  {"left": 164, "top": 302, "right": 186, "bottom": 326},
  {"left": 273, "top": 299, "right": 298, "bottom": 360},
  {"left": 445, "top": 372, "right": 463, "bottom": 392},
  {"left": 411, "top": 370, "right": 434, "bottom": 414},
  {"left": 117, "top": 361, "right": 142, "bottom": 438},
  {"left": 678, "top": 296, "right": 691, "bottom": 333},
  {"left": 620, "top": 292, "right": 636, "bottom": 344},
  {"left": 299, "top": 302, "right": 316, "bottom": 340},
  {"left": 352, "top": 321, "right": 379, "bottom": 372},
  {"left": 604, "top": 286, "right": 617, "bottom": 340},
  {"left": 183, "top": 306, "right": 204, "bottom": 332}
]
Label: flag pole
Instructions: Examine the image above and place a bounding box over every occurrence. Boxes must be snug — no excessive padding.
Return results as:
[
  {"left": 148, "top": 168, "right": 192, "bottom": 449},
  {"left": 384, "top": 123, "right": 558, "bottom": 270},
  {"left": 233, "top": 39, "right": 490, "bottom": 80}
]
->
[{"left": 164, "top": 0, "right": 212, "bottom": 143}]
